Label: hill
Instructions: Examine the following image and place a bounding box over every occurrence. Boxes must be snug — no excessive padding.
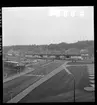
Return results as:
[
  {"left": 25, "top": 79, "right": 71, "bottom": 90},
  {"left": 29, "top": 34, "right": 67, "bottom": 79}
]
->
[{"left": 3, "top": 40, "right": 94, "bottom": 55}]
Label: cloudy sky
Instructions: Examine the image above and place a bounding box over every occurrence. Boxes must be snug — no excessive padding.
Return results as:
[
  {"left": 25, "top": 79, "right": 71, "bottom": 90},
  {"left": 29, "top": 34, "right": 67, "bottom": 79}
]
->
[{"left": 2, "top": 6, "right": 94, "bottom": 46}]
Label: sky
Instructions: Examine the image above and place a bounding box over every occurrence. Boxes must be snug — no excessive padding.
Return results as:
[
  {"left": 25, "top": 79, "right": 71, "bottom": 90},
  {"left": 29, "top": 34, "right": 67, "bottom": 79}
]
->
[{"left": 2, "top": 6, "right": 94, "bottom": 46}]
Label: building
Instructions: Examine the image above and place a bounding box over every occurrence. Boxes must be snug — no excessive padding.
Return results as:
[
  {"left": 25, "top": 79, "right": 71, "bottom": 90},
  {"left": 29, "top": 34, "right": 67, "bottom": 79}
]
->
[
  {"left": 65, "top": 48, "right": 81, "bottom": 55},
  {"left": 65, "top": 48, "right": 82, "bottom": 61},
  {"left": 80, "top": 49, "right": 89, "bottom": 59},
  {"left": 5, "top": 49, "right": 25, "bottom": 63}
]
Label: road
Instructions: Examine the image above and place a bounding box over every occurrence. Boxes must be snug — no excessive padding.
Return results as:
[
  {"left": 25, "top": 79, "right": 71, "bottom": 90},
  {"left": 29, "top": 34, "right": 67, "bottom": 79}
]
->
[
  {"left": 18, "top": 63, "right": 94, "bottom": 102},
  {"left": 3, "top": 60, "right": 65, "bottom": 103}
]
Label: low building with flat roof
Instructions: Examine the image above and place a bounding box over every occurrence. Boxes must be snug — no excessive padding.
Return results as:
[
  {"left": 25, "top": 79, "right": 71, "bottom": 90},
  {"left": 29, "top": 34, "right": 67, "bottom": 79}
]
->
[{"left": 65, "top": 48, "right": 81, "bottom": 56}]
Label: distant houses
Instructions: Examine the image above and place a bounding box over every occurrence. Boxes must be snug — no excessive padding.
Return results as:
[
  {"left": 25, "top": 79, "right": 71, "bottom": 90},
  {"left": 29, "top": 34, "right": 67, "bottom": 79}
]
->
[
  {"left": 3, "top": 47, "right": 94, "bottom": 62},
  {"left": 80, "top": 49, "right": 89, "bottom": 59},
  {"left": 65, "top": 48, "right": 82, "bottom": 60},
  {"left": 4, "top": 49, "right": 25, "bottom": 63},
  {"left": 7, "top": 49, "right": 19, "bottom": 56},
  {"left": 64, "top": 48, "right": 93, "bottom": 60}
]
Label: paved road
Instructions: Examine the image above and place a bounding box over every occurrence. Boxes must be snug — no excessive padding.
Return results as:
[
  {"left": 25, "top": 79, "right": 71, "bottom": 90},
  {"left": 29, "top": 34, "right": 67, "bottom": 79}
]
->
[
  {"left": 18, "top": 63, "right": 95, "bottom": 102},
  {"left": 3, "top": 60, "right": 65, "bottom": 103}
]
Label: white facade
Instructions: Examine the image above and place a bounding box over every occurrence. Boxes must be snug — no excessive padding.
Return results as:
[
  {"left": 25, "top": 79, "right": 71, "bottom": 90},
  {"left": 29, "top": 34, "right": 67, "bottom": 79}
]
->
[
  {"left": 25, "top": 55, "right": 32, "bottom": 57},
  {"left": 71, "top": 56, "right": 83, "bottom": 60}
]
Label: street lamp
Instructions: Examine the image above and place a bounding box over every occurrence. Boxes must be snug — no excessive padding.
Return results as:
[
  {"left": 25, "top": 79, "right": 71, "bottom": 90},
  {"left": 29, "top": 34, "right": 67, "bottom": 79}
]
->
[
  {"left": 70, "top": 73, "right": 76, "bottom": 102},
  {"left": 68, "top": 73, "right": 75, "bottom": 102}
]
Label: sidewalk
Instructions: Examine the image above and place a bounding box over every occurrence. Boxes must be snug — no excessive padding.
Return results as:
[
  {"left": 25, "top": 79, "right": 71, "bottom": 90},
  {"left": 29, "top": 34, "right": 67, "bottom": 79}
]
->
[{"left": 3, "top": 67, "right": 35, "bottom": 83}]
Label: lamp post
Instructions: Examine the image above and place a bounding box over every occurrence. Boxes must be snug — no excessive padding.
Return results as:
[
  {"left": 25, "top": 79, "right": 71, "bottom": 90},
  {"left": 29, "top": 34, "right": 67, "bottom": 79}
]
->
[
  {"left": 70, "top": 73, "right": 76, "bottom": 102},
  {"left": 68, "top": 73, "right": 75, "bottom": 102}
]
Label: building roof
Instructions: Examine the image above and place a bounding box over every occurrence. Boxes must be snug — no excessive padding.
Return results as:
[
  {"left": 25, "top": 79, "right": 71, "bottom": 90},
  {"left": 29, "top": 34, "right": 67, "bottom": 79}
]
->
[
  {"left": 80, "top": 49, "right": 89, "bottom": 54},
  {"left": 7, "top": 49, "right": 20, "bottom": 56},
  {"left": 5, "top": 61, "right": 18, "bottom": 63},
  {"left": 65, "top": 48, "right": 81, "bottom": 55}
]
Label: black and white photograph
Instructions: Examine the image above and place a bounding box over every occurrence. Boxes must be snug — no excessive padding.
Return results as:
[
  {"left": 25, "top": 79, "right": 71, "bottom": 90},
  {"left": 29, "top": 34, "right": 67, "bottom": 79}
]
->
[{"left": 2, "top": 6, "right": 94, "bottom": 103}]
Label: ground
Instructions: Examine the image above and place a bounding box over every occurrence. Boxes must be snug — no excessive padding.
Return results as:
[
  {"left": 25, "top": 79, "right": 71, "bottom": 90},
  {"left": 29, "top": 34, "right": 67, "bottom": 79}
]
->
[
  {"left": 19, "top": 62, "right": 95, "bottom": 102},
  {"left": 3, "top": 60, "right": 64, "bottom": 103},
  {"left": 3, "top": 59, "right": 95, "bottom": 103}
]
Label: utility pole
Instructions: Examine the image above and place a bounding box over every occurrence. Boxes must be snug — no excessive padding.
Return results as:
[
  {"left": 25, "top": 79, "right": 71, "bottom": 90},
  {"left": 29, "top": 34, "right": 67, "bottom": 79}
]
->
[{"left": 71, "top": 74, "right": 76, "bottom": 102}]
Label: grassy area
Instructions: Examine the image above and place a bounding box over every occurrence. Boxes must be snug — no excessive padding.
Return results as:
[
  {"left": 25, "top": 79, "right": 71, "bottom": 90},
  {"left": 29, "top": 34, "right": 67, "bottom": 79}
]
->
[
  {"left": 66, "top": 66, "right": 90, "bottom": 89},
  {"left": 19, "top": 69, "right": 73, "bottom": 102},
  {"left": 33, "top": 89, "right": 95, "bottom": 102},
  {"left": 19, "top": 65, "right": 94, "bottom": 102},
  {"left": 3, "top": 67, "right": 18, "bottom": 79},
  {"left": 3, "top": 60, "right": 65, "bottom": 103},
  {"left": 3, "top": 76, "right": 41, "bottom": 103}
]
